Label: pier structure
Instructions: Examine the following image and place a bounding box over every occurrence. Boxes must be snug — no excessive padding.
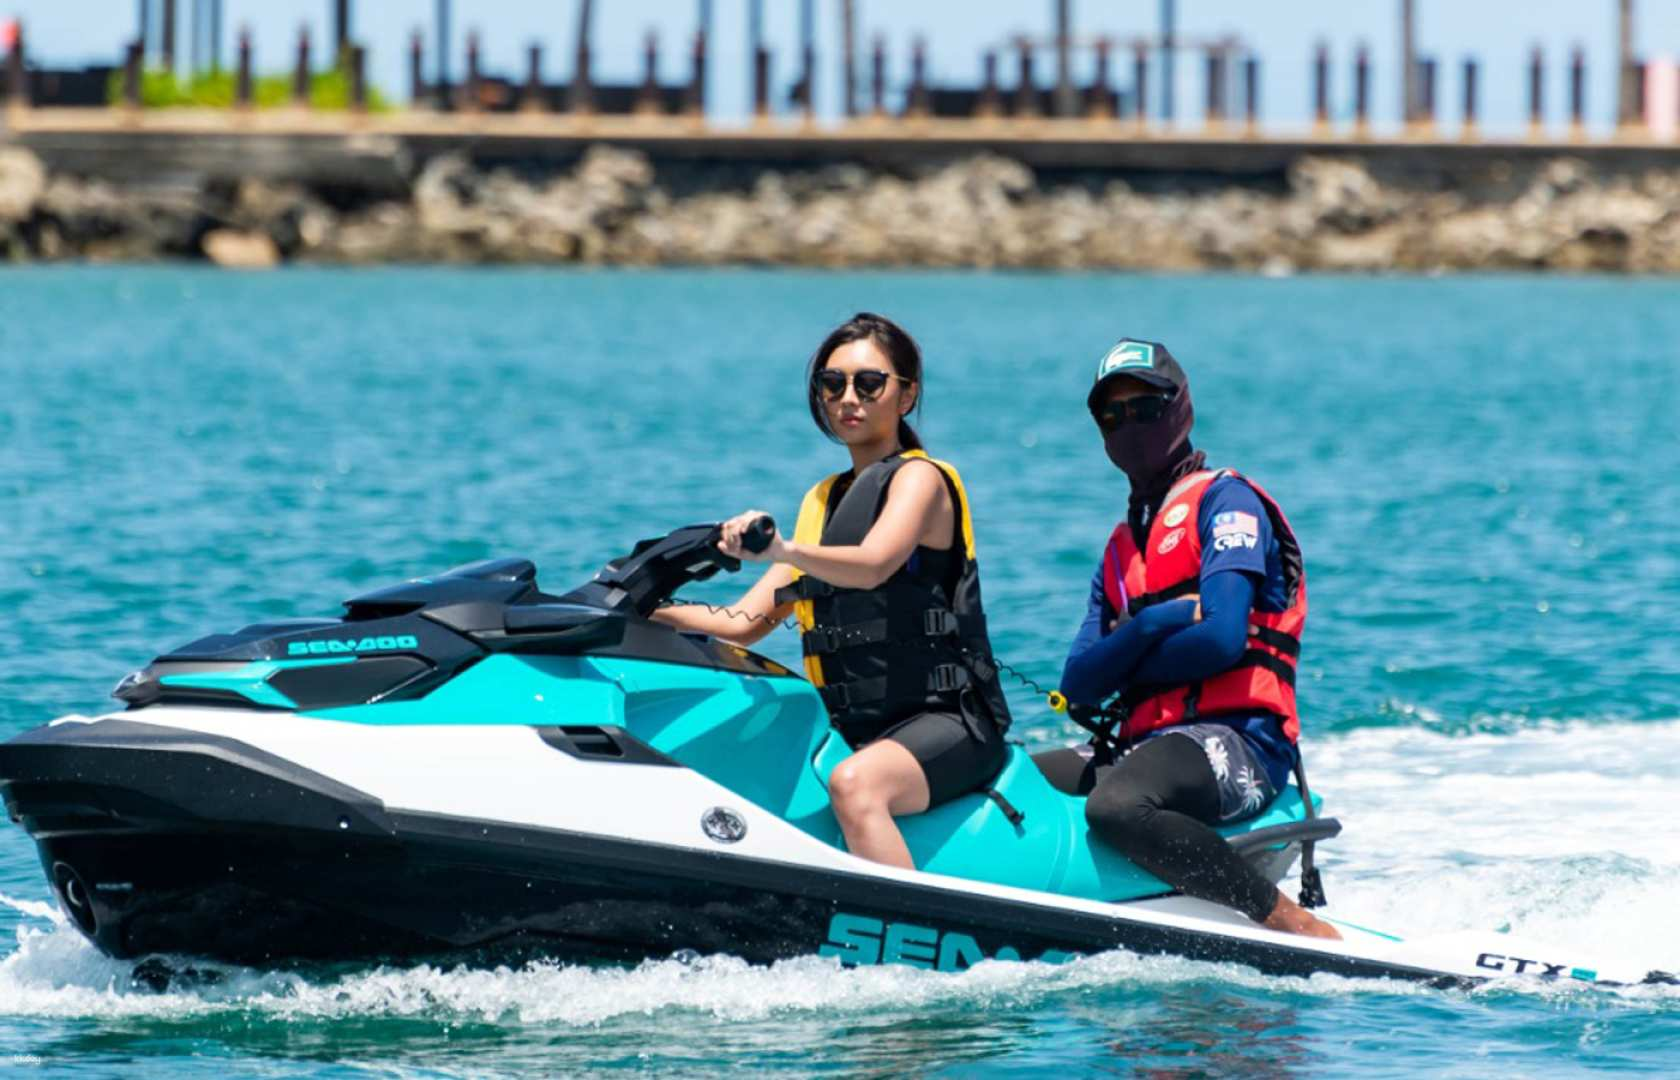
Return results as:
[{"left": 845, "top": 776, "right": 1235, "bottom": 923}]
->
[{"left": 2, "top": 2, "right": 1680, "bottom": 155}]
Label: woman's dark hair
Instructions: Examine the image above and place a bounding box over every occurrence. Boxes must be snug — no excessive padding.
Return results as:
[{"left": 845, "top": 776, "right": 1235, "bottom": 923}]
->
[{"left": 805, "top": 311, "right": 924, "bottom": 451}]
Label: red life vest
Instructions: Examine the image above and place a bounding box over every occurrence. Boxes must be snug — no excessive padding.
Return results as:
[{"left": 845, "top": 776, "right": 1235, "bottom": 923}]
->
[{"left": 1100, "top": 469, "right": 1306, "bottom": 742}]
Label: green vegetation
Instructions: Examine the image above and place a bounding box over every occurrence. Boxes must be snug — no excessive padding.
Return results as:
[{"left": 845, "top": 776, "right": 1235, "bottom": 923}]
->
[{"left": 106, "top": 67, "right": 392, "bottom": 111}]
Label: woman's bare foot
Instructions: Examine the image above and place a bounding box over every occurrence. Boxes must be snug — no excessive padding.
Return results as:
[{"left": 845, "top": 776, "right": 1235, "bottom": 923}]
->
[{"left": 1261, "top": 890, "right": 1342, "bottom": 940}]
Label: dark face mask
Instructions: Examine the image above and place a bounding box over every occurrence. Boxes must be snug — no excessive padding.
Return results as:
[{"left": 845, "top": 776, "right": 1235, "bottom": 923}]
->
[{"left": 1102, "top": 389, "right": 1197, "bottom": 496}]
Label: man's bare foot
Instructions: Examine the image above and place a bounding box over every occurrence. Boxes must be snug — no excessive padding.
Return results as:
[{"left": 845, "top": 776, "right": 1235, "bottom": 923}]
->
[{"left": 1261, "top": 890, "right": 1342, "bottom": 940}]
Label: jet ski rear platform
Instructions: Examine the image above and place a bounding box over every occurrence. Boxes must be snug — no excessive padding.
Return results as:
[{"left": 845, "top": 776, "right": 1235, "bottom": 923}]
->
[{"left": 0, "top": 527, "right": 1658, "bottom": 988}]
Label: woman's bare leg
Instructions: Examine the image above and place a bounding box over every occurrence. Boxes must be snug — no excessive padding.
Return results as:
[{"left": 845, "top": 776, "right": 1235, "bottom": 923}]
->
[{"left": 827, "top": 739, "right": 931, "bottom": 869}]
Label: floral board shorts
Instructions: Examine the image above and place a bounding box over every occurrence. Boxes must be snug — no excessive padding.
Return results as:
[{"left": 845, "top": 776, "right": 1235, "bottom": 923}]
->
[{"left": 1155, "top": 722, "right": 1278, "bottom": 823}]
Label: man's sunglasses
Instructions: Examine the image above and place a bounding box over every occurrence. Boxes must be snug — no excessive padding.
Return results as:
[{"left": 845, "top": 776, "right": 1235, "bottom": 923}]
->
[
  {"left": 814, "top": 368, "right": 910, "bottom": 403},
  {"left": 1096, "top": 393, "right": 1175, "bottom": 432}
]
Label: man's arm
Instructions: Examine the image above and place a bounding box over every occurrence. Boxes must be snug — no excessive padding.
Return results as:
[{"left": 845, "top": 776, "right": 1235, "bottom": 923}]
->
[
  {"left": 1129, "top": 477, "right": 1272, "bottom": 685},
  {"left": 1061, "top": 564, "right": 1199, "bottom": 705}
]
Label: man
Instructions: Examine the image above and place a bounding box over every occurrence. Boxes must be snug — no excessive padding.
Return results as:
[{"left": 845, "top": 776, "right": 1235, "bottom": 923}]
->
[{"left": 1042, "top": 338, "right": 1338, "bottom": 939}]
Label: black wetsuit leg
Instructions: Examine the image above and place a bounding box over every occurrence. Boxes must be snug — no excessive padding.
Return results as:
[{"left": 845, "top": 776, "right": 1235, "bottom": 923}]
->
[{"left": 1082, "top": 734, "right": 1280, "bottom": 923}]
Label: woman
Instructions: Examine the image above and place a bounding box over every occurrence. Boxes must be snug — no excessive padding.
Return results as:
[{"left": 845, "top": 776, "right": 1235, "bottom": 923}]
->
[{"left": 653, "top": 312, "right": 1011, "bottom": 869}]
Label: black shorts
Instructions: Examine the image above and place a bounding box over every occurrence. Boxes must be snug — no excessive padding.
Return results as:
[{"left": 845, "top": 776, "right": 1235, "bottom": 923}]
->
[{"left": 872, "top": 708, "right": 1008, "bottom": 808}]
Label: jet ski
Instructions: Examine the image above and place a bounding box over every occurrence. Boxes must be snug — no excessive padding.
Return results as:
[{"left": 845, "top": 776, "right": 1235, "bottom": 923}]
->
[{"left": 0, "top": 519, "right": 1664, "bottom": 987}]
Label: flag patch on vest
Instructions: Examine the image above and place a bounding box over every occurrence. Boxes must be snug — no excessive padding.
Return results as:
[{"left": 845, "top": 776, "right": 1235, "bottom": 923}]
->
[{"left": 1211, "top": 511, "right": 1259, "bottom": 552}]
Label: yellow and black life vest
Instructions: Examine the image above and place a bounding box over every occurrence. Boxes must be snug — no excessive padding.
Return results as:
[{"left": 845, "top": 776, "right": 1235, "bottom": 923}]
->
[{"left": 773, "top": 450, "right": 1012, "bottom": 746}]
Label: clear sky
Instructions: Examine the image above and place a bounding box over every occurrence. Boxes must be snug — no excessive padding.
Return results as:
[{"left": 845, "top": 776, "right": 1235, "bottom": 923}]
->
[{"left": 6, "top": 2, "right": 1680, "bottom": 135}]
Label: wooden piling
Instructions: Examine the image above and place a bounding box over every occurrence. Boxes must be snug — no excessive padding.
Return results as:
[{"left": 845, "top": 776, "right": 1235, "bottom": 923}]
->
[
  {"left": 1053, "top": 0, "right": 1076, "bottom": 118},
  {"left": 236, "top": 26, "right": 252, "bottom": 107},
  {"left": 639, "top": 32, "right": 661, "bottom": 116},
  {"left": 1528, "top": 45, "right": 1544, "bottom": 139},
  {"left": 870, "top": 35, "right": 886, "bottom": 119},
  {"left": 795, "top": 0, "right": 815, "bottom": 123},
  {"left": 686, "top": 27, "right": 707, "bottom": 118},
  {"left": 292, "top": 24, "right": 311, "bottom": 108},
  {"left": 906, "top": 37, "right": 930, "bottom": 120},
  {"left": 1353, "top": 44, "right": 1371, "bottom": 139},
  {"left": 524, "top": 41, "right": 545, "bottom": 113},
  {"left": 1631, "top": 61, "right": 1647, "bottom": 137},
  {"left": 349, "top": 44, "right": 367, "bottom": 113},
  {"left": 1570, "top": 45, "right": 1586, "bottom": 141},
  {"left": 571, "top": 1, "right": 594, "bottom": 116},
  {"left": 1617, "top": 0, "right": 1636, "bottom": 129},
  {"left": 434, "top": 0, "right": 450, "bottom": 92},
  {"left": 1014, "top": 39, "right": 1038, "bottom": 119},
  {"left": 1400, "top": 0, "right": 1415, "bottom": 126},
  {"left": 840, "top": 0, "right": 856, "bottom": 118},
  {"left": 1132, "top": 44, "right": 1148, "bottom": 130},
  {"left": 123, "top": 40, "right": 142, "bottom": 109},
  {"left": 1244, "top": 54, "right": 1260, "bottom": 137},
  {"left": 753, "top": 45, "right": 771, "bottom": 120},
  {"left": 1313, "top": 41, "right": 1330, "bottom": 135},
  {"left": 209, "top": 0, "right": 222, "bottom": 73},
  {"left": 162, "top": 0, "right": 176, "bottom": 72},
  {"left": 333, "top": 0, "right": 350, "bottom": 66},
  {"left": 977, "top": 50, "right": 1000, "bottom": 120},
  {"left": 464, "top": 29, "right": 481, "bottom": 113},
  {"left": 409, "top": 30, "right": 425, "bottom": 106},
  {"left": 1461, "top": 56, "right": 1478, "bottom": 140},
  {"left": 1086, "top": 38, "right": 1115, "bottom": 121},
  {"left": 1418, "top": 57, "right": 1436, "bottom": 134},
  {"left": 1204, "top": 48, "right": 1224, "bottom": 130}
]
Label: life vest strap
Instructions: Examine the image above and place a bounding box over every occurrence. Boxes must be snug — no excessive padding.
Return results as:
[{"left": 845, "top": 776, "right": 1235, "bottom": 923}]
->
[
  {"left": 801, "top": 620, "right": 888, "bottom": 656},
  {"left": 800, "top": 609, "right": 988, "bottom": 658},
  {"left": 775, "top": 577, "right": 835, "bottom": 606},
  {"left": 817, "top": 663, "right": 971, "bottom": 712},
  {"left": 1126, "top": 578, "right": 1199, "bottom": 617},
  {"left": 1239, "top": 648, "right": 1298, "bottom": 689},
  {"left": 1248, "top": 624, "right": 1301, "bottom": 657}
]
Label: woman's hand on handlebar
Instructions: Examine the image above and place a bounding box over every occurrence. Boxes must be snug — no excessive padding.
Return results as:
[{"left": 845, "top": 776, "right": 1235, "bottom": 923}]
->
[{"left": 718, "top": 510, "right": 788, "bottom": 563}]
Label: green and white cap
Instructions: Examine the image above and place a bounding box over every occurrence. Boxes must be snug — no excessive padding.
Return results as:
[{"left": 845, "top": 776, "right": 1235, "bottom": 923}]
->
[{"left": 1087, "top": 338, "right": 1185, "bottom": 414}]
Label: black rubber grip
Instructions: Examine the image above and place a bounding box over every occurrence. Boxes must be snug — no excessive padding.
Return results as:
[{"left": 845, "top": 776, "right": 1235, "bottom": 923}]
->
[{"left": 741, "top": 515, "right": 776, "bottom": 555}]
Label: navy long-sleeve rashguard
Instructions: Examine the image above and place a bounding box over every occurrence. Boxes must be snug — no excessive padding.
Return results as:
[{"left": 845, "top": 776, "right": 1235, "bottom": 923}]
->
[{"left": 1061, "top": 476, "right": 1298, "bottom": 791}]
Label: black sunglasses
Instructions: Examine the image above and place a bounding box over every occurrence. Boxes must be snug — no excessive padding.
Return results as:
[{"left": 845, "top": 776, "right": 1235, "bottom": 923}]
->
[
  {"left": 1096, "top": 393, "right": 1175, "bottom": 432},
  {"left": 814, "top": 368, "right": 910, "bottom": 403}
]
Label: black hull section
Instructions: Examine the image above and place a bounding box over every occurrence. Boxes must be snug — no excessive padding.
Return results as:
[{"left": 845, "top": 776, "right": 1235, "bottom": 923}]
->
[{"left": 2, "top": 721, "right": 1451, "bottom": 983}]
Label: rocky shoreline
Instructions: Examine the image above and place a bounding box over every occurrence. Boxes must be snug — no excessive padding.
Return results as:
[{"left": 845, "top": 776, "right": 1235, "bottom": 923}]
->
[{"left": 3, "top": 143, "right": 1679, "bottom": 272}]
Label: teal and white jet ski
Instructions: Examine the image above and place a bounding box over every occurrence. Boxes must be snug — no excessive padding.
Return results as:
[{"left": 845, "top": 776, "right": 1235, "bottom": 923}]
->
[{"left": 0, "top": 520, "right": 1664, "bottom": 987}]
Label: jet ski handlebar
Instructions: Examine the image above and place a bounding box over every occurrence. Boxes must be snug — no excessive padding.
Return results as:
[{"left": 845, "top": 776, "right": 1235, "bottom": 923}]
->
[
  {"left": 562, "top": 516, "right": 778, "bottom": 618},
  {"left": 740, "top": 515, "right": 775, "bottom": 555}
]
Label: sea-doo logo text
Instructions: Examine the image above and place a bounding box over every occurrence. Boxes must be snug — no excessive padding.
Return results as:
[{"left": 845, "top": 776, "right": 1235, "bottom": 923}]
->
[
  {"left": 287, "top": 635, "right": 420, "bottom": 657},
  {"left": 820, "top": 913, "right": 1076, "bottom": 971},
  {"left": 1475, "top": 952, "right": 1597, "bottom": 981},
  {"left": 701, "top": 807, "right": 747, "bottom": 844}
]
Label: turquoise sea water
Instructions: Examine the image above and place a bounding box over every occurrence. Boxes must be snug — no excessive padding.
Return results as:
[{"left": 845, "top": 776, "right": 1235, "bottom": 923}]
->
[{"left": 1, "top": 267, "right": 1678, "bottom": 1076}]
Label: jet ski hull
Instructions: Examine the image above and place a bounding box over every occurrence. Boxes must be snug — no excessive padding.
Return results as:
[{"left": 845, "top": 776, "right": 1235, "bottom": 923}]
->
[{"left": 1, "top": 716, "right": 1450, "bottom": 982}]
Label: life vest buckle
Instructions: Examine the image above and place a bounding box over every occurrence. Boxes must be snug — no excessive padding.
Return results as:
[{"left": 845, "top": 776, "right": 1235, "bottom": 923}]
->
[
  {"left": 928, "top": 664, "right": 968, "bottom": 693},
  {"left": 803, "top": 627, "right": 841, "bottom": 654},
  {"left": 923, "top": 609, "right": 958, "bottom": 637}
]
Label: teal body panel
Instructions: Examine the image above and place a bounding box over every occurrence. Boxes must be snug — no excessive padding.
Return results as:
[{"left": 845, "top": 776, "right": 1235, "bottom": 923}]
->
[
  {"left": 295, "top": 652, "right": 1315, "bottom": 904},
  {"left": 161, "top": 658, "right": 355, "bottom": 709},
  {"left": 303, "top": 655, "right": 842, "bottom": 844}
]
